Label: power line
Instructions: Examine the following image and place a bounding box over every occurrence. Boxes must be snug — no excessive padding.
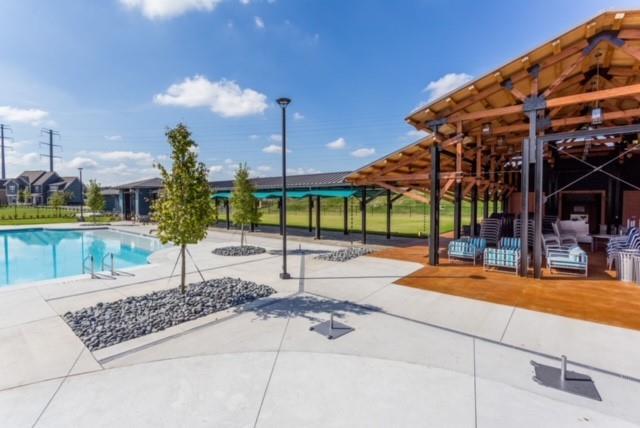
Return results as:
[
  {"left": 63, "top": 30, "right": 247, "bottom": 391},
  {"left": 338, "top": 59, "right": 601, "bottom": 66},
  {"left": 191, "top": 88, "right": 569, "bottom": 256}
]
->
[{"left": 39, "top": 128, "right": 62, "bottom": 172}]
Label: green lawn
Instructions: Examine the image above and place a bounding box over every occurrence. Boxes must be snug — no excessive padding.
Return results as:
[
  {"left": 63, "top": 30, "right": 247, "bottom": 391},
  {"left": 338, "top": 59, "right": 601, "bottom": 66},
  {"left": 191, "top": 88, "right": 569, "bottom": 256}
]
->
[
  {"left": 220, "top": 196, "right": 491, "bottom": 237},
  {"left": 0, "top": 206, "right": 115, "bottom": 226}
]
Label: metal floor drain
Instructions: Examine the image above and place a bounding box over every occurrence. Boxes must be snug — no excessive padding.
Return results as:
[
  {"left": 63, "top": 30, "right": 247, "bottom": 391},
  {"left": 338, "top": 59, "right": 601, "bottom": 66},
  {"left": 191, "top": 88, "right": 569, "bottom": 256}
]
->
[
  {"left": 531, "top": 356, "right": 602, "bottom": 401},
  {"left": 310, "top": 314, "right": 354, "bottom": 340}
]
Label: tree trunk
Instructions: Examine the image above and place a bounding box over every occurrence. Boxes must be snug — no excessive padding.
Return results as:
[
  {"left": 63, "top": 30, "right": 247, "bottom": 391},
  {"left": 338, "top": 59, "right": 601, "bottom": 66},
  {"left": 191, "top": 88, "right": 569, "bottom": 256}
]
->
[
  {"left": 180, "top": 244, "right": 186, "bottom": 294},
  {"left": 240, "top": 224, "right": 245, "bottom": 248}
]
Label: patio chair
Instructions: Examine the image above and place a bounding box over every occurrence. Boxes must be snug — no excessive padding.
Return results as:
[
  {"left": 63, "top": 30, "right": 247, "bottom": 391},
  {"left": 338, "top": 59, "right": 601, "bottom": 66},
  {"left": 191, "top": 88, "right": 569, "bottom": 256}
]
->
[
  {"left": 448, "top": 237, "right": 487, "bottom": 265},
  {"left": 479, "top": 218, "right": 501, "bottom": 247},
  {"left": 483, "top": 242, "right": 520, "bottom": 274},
  {"left": 547, "top": 246, "right": 588, "bottom": 278},
  {"left": 607, "top": 227, "right": 640, "bottom": 269},
  {"left": 546, "top": 222, "right": 578, "bottom": 247}
]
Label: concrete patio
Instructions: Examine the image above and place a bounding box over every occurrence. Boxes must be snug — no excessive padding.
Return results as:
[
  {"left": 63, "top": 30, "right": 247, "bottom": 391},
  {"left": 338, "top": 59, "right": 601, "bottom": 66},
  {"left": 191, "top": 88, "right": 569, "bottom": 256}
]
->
[{"left": 1, "top": 225, "right": 640, "bottom": 427}]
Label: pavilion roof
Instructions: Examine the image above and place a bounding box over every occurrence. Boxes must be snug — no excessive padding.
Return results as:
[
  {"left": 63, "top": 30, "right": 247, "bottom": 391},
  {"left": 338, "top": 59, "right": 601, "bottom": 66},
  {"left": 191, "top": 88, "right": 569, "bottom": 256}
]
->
[{"left": 346, "top": 10, "right": 640, "bottom": 202}]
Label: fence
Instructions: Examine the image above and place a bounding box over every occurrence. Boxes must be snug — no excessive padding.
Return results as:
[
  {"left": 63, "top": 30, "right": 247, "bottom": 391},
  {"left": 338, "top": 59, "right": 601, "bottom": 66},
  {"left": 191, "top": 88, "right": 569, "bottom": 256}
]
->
[{"left": 0, "top": 205, "right": 80, "bottom": 221}]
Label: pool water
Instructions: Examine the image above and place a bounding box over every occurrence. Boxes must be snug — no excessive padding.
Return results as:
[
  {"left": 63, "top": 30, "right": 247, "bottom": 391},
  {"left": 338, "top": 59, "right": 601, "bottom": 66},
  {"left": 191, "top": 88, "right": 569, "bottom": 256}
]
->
[{"left": 0, "top": 228, "right": 163, "bottom": 286}]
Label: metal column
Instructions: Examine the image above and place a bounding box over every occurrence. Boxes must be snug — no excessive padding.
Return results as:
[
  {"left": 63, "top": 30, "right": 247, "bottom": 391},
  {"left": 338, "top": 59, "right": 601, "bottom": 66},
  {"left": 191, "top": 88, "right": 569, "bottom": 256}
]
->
[
  {"left": 520, "top": 121, "right": 532, "bottom": 277},
  {"left": 361, "top": 187, "right": 367, "bottom": 244},
  {"left": 492, "top": 192, "right": 498, "bottom": 214},
  {"left": 533, "top": 129, "right": 544, "bottom": 278},
  {"left": 225, "top": 200, "right": 230, "bottom": 229},
  {"left": 386, "top": 189, "right": 392, "bottom": 239},
  {"left": 315, "top": 195, "right": 321, "bottom": 239},
  {"left": 453, "top": 182, "right": 462, "bottom": 239},
  {"left": 278, "top": 199, "right": 283, "bottom": 235},
  {"left": 429, "top": 144, "right": 440, "bottom": 266},
  {"left": 343, "top": 197, "right": 349, "bottom": 235},
  {"left": 470, "top": 185, "right": 478, "bottom": 237},
  {"left": 483, "top": 189, "right": 489, "bottom": 219},
  {"left": 308, "top": 195, "right": 313, "bottom": 232}
]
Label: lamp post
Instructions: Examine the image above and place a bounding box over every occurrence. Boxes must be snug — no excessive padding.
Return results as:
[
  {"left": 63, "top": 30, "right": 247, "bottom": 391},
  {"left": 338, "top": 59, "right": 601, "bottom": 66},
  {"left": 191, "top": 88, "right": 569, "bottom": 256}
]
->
[
  {"left": 276, "top": 97, "right": 291, "bottom": 280},
  {"left": 78, "top": 168, "right": 84, "bottom": 222}
]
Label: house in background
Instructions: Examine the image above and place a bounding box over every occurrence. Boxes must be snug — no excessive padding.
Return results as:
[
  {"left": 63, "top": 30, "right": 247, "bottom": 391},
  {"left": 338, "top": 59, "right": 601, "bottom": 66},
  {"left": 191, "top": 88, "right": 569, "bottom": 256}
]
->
[
  {"left": 5, "top": 170, "right": 84, "bottom": 205},
  {"left": 115, "top": 177, "right": 163, "bottom": 219}
]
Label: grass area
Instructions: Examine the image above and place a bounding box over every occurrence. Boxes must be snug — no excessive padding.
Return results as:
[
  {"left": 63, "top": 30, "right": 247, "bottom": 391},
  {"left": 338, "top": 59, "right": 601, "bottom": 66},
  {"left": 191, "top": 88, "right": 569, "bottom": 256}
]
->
[
  {"left": 0, "top": 206, "right": 116, "bottom": 226},
  {"left": 219, "top": 195, "right": 492, "bottom": 237}
]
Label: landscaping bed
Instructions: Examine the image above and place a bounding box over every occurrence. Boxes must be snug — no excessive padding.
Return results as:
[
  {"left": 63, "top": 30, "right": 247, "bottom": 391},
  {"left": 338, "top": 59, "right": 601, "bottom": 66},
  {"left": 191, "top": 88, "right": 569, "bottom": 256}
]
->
[
  {"left": 63, "top": 277, "right": 276, "bottom": 351},
  {"left": 315, "top": 247, "right": 373, "bottom": 262},
  {"left": 212, "top": 245, "right": 266, "bottom": 256}
]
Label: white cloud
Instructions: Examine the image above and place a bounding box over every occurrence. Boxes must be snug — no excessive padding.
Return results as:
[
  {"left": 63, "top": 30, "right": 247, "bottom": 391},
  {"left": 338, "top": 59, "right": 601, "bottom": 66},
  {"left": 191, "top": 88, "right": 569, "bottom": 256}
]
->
[
  {"left": 0, "top": 106, "right": 49, "bottom": 126},
  {"left": 424, "top": 73, "right": 473, "bottom": 101},
  {"left": 256, "top": 165, "right": 271, "bottom": 172},
  {"left": 293, "top": 112, "right": 304, "bottom": 120},
  {"left": 248, "top": 134, "right": 260, "bottom": 140},
  {"left": 351, "top": 148, "right": 376, "bottom": 158},
  {"left": 66, "top": 157, "right": 98, "bottom": 169},
  {"left": 119, "top": 0, "right": 221, "bottom": 20},
  {"left": 240, "top": 0, "right": 250, "bottom": 4},
  {"left": 262, "top": 144, "right": 290, "bottom": 154},
  {"left": 154, "top": 75, "right": 268, "bottom": 118},
  {"left": 78, "top": 150, "right": 155, "bottom": 166},
  {"left": 208, "top": 164, "right": 224, "bottom": 175},
  {"left": 104, "top": 135, "right": 122, "bottom": 141},
  {"left": 254, "top": 16, "right": 264, "bottom": 29},
  {"left": 326, "top": 137, "right": 346, "bottom": 150},
  {"left": 224, "top": 158, "right": 234, "bottom": 164},
  {"left": 269, "top": 134, "right": 281, "bottom": 142},
  {"left": 406, "top": 129, "right": 428, "bottom": 139},
  {"left": 287, "top": 167, "right": 319, "bottom": 175}
]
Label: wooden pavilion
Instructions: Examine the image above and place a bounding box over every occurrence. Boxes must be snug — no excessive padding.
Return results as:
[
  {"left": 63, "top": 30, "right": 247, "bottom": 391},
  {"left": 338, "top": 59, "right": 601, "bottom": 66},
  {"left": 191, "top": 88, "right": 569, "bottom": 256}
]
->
[{"left": 347, "top": 10, "right": 640, "bottom": 279}]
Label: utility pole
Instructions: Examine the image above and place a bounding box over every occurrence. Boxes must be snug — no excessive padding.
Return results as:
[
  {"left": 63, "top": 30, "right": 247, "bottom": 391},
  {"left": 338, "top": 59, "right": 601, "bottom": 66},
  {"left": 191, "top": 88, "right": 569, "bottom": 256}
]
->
[
  {"left": 40, "top": 129, "right": 61, "bottom": 172},
  {"left": 0, "top": 125, "right": 12, "bottom": 179}
]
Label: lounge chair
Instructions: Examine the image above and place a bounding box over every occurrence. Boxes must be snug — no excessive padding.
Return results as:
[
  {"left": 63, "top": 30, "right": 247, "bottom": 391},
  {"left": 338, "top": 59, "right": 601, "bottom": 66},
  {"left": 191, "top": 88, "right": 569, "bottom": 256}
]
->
[{"left": 448, "top": 237, "right": 487, "bottom": 265}]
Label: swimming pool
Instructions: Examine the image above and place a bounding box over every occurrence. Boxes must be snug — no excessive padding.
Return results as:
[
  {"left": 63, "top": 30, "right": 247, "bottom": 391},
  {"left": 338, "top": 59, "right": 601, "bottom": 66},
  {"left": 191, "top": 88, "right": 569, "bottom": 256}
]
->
[{"left": 0, "top": 228, "right": 163, "bottom": 286}]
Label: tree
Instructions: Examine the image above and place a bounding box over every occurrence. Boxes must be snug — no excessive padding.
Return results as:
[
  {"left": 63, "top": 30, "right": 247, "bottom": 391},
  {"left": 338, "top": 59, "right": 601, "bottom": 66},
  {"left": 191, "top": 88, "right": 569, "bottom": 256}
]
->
[
  {"left": 21, "top": 188, "right": 32, "bottom": 205},
  {"left": 50, "top": 192, "right": 66, "bottom": 216},
  {"left": 152, "top": 123, "right": 214, "bottom": 293},
  {"left": 86, "top": 180, "right": 105, "bottom": 222},
  {"left": 231, "top": 163, "right": 260, "bottom": 247}
]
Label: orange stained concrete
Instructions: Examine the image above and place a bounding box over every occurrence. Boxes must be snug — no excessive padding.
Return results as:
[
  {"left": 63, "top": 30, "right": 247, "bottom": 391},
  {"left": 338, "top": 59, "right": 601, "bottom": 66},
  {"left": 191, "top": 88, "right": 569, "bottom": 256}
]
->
[{"left": 371, "top": 245, "right": 640, "bottom": 331}]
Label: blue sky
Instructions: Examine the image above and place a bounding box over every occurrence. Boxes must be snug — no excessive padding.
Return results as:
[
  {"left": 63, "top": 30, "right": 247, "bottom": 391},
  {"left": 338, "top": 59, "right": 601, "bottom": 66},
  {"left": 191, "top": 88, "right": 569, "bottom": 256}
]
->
[{"left": 0, "top": 0, "right": 637, "bottom": 185}]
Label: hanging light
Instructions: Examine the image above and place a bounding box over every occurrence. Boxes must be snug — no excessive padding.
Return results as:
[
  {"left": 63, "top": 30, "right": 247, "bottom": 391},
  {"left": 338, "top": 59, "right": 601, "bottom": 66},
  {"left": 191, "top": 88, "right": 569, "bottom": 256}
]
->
[
  {"left": 482, "top": 122, "right": 492, "bottom": 135},
  {"left": 591, "top": 51, "right": 603, "bottom": 126}
]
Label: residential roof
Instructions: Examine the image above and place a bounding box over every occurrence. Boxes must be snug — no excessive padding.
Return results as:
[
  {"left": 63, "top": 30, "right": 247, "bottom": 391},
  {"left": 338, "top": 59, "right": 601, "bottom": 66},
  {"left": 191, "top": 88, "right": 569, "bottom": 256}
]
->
[
  {"left": 101, "top": 187, "right": 120, "bottom": 196},
  {"left": 19, "top": 170, "right": 46, "bottom": 184},
  {"left": 211, "top": 171, "right": 353, "bottom": 191},
  {"left": 347, "top": 10, "right": 640, "bottom": 199},
  {"left": 115, "top": 177, "right": 163, "bottom": 189},
  {"left": 33, "top": 171, "right": 59, "bottom": 186}
]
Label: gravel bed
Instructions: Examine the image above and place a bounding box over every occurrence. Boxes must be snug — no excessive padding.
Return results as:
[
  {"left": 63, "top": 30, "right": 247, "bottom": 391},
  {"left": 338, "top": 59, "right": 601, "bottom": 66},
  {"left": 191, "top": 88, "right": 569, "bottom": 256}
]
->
[
  {"left": 63, "top": 277, "right": 275, "bottom": 351},
  {"left": 212, "top": 245, "right": 266, "bottom": 256},
  {"left": 314, "top": 247, "right": 373, "bottom": 262}
]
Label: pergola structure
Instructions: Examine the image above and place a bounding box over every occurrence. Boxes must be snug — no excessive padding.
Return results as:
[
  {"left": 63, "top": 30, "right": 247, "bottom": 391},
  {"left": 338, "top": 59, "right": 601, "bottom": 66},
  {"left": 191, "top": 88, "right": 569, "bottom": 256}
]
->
[{"left": 347, "top": 10, "right": 640, "bottom": 278}]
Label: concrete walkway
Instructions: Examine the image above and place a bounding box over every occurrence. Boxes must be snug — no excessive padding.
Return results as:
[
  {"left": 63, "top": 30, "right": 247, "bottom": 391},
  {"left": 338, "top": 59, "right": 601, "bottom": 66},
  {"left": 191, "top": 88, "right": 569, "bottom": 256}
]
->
[{"left": 0, "top": 225, "right": 639, "bottom": 427}]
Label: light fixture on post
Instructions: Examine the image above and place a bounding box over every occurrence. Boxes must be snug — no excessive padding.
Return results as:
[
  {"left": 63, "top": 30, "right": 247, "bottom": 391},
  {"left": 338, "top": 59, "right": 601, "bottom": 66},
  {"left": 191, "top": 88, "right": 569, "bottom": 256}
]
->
[
  {"left": 482, "top": 122, "right": 492, "bottom": 135},
  {"left": 78, "top": 167, "right": 85, "bottom": 222},
  {"left": 591, "top": 51, "right": 603, "bottom": 126},
  {"left": 276, "top": 97, "right": 291, "bottom": 280}
]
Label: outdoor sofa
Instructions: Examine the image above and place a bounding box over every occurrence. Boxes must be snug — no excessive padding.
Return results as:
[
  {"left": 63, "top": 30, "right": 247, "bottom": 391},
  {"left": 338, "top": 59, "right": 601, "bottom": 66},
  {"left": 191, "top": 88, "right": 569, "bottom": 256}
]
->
[
  {"left": 483, "top": 237, "right": 521, "bottom": 274},
  {"left": 447, "top": 237, "right": 487, "bottom": 265}
]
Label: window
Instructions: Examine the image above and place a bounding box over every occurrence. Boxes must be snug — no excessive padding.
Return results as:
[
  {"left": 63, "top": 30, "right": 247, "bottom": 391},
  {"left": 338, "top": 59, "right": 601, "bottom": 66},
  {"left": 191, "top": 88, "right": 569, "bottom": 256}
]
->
[{"left": 8, "top": 184, "right": 15, "bottom": 193}]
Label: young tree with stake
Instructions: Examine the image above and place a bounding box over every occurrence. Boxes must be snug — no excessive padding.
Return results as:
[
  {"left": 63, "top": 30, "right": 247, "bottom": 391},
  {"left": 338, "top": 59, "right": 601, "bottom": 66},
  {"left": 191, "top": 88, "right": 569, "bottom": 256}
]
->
[
  {"left": 152, "top": 124, "right": 215, "bottom": 293},
  {"left": 231, "top": 163, "right": 260, "bottom": 248}
]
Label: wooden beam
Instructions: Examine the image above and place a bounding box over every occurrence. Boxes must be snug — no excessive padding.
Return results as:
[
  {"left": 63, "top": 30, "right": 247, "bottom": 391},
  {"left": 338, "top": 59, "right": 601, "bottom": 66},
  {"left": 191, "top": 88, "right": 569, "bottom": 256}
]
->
[
  {"left": 543, "top": 51, "right": 588, "bottom": 97},
  {"left": 374, "top": 181, "right": 428, "bottom": 204},
  {"left": 441, "top": 178, "right": 455, "bottom": 196}
]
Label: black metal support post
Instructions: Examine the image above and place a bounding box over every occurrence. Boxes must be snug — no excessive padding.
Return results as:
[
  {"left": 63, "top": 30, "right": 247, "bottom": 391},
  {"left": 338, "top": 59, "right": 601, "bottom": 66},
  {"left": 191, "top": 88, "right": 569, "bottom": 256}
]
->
[
  {"left": 386, "top": 189, "right": 392, "bottom": 239},
  {"left": 225, "top": 200, "right": 230, "bottom": 229},
  {"left": 278, "top": 199, "right": 283, "bottom": 236},
  {"left": 315, "top": 195, "right": 321, "bottom": 240},
  {"left": 470, "top": 185, "right": 478, "bottom": 237},
  {"left": 429, "top": 144, "right": 441, "bottom": 266},
  {"left": 361, "top": 187, "right": 367, "bottom": 244},
  {"left": 492, "top": 192, "right": 498, "bottom": 215},
  {"left": 343, "top": 197, "right": 349, "bottom": 235},
  {"left": 533, "top": 129, "right": 544, "bottom": 279},
  {"left": 483, "top": 189, "right": 490, "bottom": 219},
  {"left": 453, "top": 182, "right": 462, "bottom": 239},
  {"left": 308, "top": 195, "right": 313, "bottom": 232},
  {"left": 520, "top": 115, "right": 533, "bottom": 277}
]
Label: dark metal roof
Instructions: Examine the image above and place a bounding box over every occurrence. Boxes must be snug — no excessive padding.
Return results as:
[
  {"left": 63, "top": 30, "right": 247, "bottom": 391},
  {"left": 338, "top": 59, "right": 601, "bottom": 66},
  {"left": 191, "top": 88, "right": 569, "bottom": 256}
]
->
[
  {"left": 19, "top": 170, "right": 46, "bottom": 184},
  {"left": 33, "top": 171, "right": 59, "bottom": 186},
  {"left": 211, "top": 171, "right": 353, "bottom": 191},
  {"left": 115, "top": 177, "right": 163, "bottom": 189}
]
